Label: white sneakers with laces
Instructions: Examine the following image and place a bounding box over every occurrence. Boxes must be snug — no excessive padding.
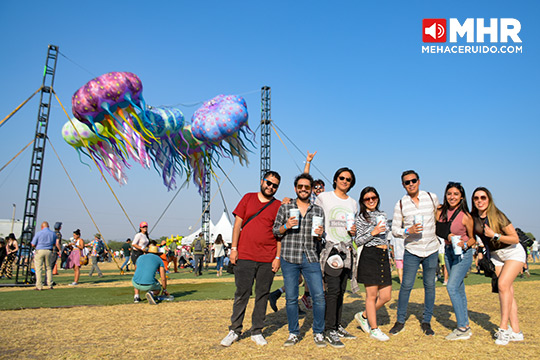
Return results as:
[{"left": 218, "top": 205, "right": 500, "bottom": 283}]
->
[
  {"left": 251, "top": 334, "right": 268, "bottom": 346},
  {"left": 220, "top": 330, "right": 239, "bottom": 347},
  {"left": 369, "top": 328, "right": 390, "bottom": 341}
]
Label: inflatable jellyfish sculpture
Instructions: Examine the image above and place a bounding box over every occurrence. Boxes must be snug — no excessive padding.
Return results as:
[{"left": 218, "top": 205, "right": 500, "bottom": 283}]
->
[
  {"left": 61, "top": 118, "right": 133, "bottom": 185},
  {"left": 140, "top": 106, "right": 188, "bottom": 190},
  {"left": 71, "top": 71, "right": 154, "bottom": 164},
  {"left": 191, "top": 94, "right": 253, "bottom": 166}
]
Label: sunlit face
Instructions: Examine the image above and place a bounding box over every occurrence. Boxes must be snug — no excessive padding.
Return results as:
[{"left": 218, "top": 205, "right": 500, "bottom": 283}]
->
[
  {"left": 446, "top": 187, "right": 463, "bottom": 209},
  {"left": 363, "top": 191, "right": 379, "bottom": 212},
  {"left": 402, "top": 174, "right": 420, "bottom": 196},
  {"left": 335, "top": 171, "right": 352, "bottom": 192},
  {"left": 260, "top": 175, "right": 280, "bottom": 197},
  {"left": 473, "top": 190, "right": 489, "bottom": 213},
  {"left": 295, "top": 179, "right": 312, "bottom": 201},
  {"left": 313, "top": 183, "right": 325, "bottom": 196}
]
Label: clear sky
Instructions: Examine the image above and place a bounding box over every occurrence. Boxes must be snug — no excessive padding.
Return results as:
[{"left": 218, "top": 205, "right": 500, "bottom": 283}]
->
[{"left": 1, "top": 1, "right": 539, "bottom": 240}]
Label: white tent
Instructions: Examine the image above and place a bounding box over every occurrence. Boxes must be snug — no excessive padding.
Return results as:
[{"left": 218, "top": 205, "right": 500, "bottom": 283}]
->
[{"left": 181, "top": 211, "right": 233, "bottom": 245}]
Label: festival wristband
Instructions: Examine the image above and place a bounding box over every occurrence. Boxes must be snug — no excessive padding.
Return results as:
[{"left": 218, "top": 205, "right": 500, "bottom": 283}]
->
[
  {"left": 231, "top": 247, "right": 237, "bottom": 250},
  {"left": 283, "top": 223, "right": 287, "bottom": 230},
  {"left": 275, "top": 256, "right": 280, "bottom": 260}
]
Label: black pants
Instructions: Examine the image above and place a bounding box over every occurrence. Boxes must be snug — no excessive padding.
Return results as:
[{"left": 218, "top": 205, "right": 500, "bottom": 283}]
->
[
  {"left": 229, "top": 259, "right": 275, "bottom": 335},
  {"left": 324, "top": 268, "right": 350, "bottom": 331},
  {"left": 194, "top": 254, "right": 204, "bottom": 275}
]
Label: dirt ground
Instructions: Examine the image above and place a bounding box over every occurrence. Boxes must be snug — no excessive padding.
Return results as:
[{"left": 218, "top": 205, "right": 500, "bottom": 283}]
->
[{"left": 1, "top": 264, "right": 539, "bottom": 359}]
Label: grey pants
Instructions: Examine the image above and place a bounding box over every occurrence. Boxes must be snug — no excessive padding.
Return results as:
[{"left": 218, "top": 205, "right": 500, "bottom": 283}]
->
[{"left": 88, "top": 256, "right": 102, "bottom": 276}]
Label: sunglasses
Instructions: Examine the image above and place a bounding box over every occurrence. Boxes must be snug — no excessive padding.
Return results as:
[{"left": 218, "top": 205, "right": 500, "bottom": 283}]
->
[
  {"left": 141, "top": 226, "right": 148, "bottom": 228},
  {"left": 448, "top": 181, "right": 462, "bottom": 187},
  {"left": 338, "top": 176, "right": 352, "bottom": 182},
  {"left": 314, "top": 185, "right": 324, "bottom": 190},
  {"left": 363, "top": 195, "right": 378, "bottom": 202},
  {"left": 297, "top": 184, "right": 311, "bottom": 190},
  {"left": 403, "top": 178, "right": 418, "bottom": 186},
  {"left": 264, "top": 178, "right": 279, "bottom": 189},
  {"left": 473, "top": 195, "right": 488, "bottom": 201}
]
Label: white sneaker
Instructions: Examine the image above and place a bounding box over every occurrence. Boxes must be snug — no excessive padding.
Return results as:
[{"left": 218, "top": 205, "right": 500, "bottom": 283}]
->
[
  {"left": 354, "top": 311, "right": 371, "bottom": 333},
  {"left": 221, "top": 330, "right": 239, "bottom": 347},
  {"left": 370, "top": 328, "right": 390, "bottom": 341},
  {"left": 510, "top": 331, "right": 524, "bottom": 341},
  {"left": 495, "top": 328, "right": 510, "bottom": 345},
  {"left": 251, "top": 334, "right": 268, "bottom": 346}
]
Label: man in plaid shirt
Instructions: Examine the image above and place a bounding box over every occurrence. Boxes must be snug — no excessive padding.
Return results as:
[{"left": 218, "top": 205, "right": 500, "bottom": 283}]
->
[{"left": 273, "top": 173, "right": 326, "bottom": 347}]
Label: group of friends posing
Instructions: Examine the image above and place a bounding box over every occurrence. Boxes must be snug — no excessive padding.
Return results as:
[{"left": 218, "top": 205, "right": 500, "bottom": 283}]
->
[{"left": 220, "top": 162, "right": 526, "bottom": 348}]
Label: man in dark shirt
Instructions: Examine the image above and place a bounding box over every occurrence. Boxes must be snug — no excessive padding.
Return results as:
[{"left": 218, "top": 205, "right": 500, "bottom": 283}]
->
[{"left": 121, "top": 239, "right": 132, "bottom": 273}]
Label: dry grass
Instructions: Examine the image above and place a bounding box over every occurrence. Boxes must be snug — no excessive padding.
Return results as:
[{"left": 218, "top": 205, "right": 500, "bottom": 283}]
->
[{"left": 1, "top": 265, "right": 539, "bottom": 360}]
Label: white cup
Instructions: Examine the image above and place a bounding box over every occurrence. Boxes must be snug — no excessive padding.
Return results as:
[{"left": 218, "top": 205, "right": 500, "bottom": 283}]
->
[
  {"left": 289, "top": 208, "right": 300, "bottom": 229},
  {"left": 375, "top": 215, "right": 386, "bottom": 234},
  {"left": 312, "top": 216, "right": 323, "bottom": 237},
  {"left": 414, "top": 215, "right": 424, "bottom": 233},
  {"left": 346, "top": 213, "right": 355, "bottom": 231},
  {"left": 451, "top": 235, "right": 463, "bottom": 255}
]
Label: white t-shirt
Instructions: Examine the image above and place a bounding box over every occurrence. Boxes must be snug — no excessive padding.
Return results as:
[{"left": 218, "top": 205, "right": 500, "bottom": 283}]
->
[
  {"left": 315, "top": 191, "right": 358, "bottom": 244},
  {"left": 532, "top": 240, "right": 539, "bottom": 252},
  {"left": 132, "top": 232, "right": 149, "bottom": 250},
  {"left": 390, "top": 235, "right": 405, "bottom": 260}
]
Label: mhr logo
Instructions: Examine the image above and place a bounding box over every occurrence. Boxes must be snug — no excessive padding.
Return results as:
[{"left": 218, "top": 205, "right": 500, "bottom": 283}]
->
[{"left": 423, "top": 18, "right": 522, "bottom": 43}]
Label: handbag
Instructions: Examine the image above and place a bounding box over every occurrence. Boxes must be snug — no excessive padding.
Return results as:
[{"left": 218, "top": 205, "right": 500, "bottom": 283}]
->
[
  {"left": 80, "top": 254, "right": 89, "bottom": 266},
  {"left": 435, "top": 208, "right": 461, "bottom": 240}
]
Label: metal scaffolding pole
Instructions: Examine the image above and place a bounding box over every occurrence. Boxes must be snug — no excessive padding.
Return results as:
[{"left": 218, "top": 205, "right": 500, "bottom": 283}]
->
[
  {"left": 260, "top": 86, "right": 271, "bottom": 180},
  {"left": 201, "top": 151, "right": 212, "bottom": 244},
  {"left": 15, "top": 45, "right": 59, "bottom": 284}
]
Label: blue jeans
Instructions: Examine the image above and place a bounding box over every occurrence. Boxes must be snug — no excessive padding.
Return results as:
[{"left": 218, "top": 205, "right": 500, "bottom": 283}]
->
[
  {"left": 445, "top": 245, "right": 473, "bottom": 328},
  {"left": 216, "top": 256, "right": 224, "bottom": 271},
  {"left": 121, "top": 256, "right": 130, "bottom": 270},
  {"left": 397, "top": 250, "right": 438, "bottom": 324},
  {"left": 281, "top": 254, "right": 325, "bottom": 335}
]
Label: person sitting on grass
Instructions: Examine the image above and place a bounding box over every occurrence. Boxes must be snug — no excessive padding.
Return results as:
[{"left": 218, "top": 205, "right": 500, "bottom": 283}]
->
[{"left": 132, "top": 241, "right": 170, "bottom": 305}]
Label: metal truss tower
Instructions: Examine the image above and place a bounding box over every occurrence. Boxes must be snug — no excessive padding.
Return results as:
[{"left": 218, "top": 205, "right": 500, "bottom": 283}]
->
[
  {"left": 16, "top": 45, "right": 59, "bottom": 284},
  {"left": 201, "top": 150, "right": 212, "bottom": 244},
  {"left": 260, "top": 86, "right": 271, "bottom": 180}
]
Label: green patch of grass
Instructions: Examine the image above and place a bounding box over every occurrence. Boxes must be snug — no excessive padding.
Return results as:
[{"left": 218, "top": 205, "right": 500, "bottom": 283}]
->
[{"left": 1, "top": 266, "right": 538, "bottom": 310}]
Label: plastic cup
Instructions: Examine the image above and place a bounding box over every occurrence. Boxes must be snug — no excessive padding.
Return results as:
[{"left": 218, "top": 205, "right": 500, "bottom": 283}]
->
[
  {"left": 289, "top": 208, "right": 300, "bottom": 229},
  {"left": 346, "top": 213, "right": 355, "bottom": 231},
  {"left": 451, "top": 235, "right": 463, "bottom": 255},
  {"left": 312, "top": 216, "right": 323, "bottom": 236},
  {"left": 414, "top": 215, "right": 424, "bottom": 233},
  {"left": 375, "top": 215, "right": 386, "bottom": 234}
]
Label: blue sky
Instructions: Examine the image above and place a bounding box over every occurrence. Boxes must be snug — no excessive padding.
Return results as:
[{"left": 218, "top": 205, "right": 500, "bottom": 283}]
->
[{"left": 1, "top": 1, "right": 539, "bottom": 240}]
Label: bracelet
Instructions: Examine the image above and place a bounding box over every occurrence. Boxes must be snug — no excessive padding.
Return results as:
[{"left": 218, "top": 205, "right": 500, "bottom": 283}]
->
[
  {"left": 275, "top": 256, "right": 280, "bottom": 260},
  {"left": 404, "top": 228, "right": 409, "bottom": 235},
  {"left": 283, "top": 223, "right": 287, "bottom": 230},
  {"left": 231, "top": 247, "right": 237, "bottom": 250},
  {"left": 493, "top": 233, "right": 501, "bottom": 242}
]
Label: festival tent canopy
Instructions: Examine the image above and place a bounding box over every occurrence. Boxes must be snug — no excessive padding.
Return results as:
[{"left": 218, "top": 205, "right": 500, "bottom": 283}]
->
[{"left": 181, "top": 211, "right": 233, "bottom": 245}]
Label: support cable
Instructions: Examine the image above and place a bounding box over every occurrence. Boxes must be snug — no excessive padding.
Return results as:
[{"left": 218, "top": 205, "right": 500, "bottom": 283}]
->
[
  {"left": 0, "top": 140, "right": 34, "bottom": 173},
  {"left": 213, "top": 172, "right": 231, "bottom": 223},
  {"left": 0, "top": 87, "right": 43, "bottom": 128},
  {"left": 188, "top": 166, "right": 232, "bottom": 232},
  {"left": 270, "top": 124, "right": 303, "bottom": 173},
  {"left": 272, "top": 122, "right": 332, "bottom": 184},
  {"left": 53, "top": 90, "right": 137, "bottom": 233},
  {"left": 47, "top": 137, "right": 121, "bottom": 270},
  {"left": 214, "top": 162, "right": 242, "bottom": 197},
  {"left": 150, "top": 177, "right": 190, "bottom": 233}
]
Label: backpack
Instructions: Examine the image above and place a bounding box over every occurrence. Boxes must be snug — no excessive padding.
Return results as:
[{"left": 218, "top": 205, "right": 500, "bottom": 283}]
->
[
  {"left": 193, "top": 238, "right": 203, "bottom": 252},
  {"left": 96, "top": 240, "right": 105, "bottom": 255}
]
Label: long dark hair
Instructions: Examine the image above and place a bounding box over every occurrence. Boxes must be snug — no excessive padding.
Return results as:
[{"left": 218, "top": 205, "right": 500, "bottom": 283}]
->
[
  {"left": 215, "top": 234, "right": 223, "bottom": 245},
  {"left": 439, "top": 182, "right": 469, "bottom": 221},
  {"left": 359, "top": 186, "right": 380, "bottom": 222}
]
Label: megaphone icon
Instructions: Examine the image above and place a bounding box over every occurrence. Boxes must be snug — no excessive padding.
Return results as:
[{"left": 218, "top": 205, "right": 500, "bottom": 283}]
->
[{"left": 425, "top": 23, "right": 437, "bottom": 39}]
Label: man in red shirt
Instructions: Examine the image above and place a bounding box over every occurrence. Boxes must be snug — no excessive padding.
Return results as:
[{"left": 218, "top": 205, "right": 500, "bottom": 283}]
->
[{"left": 221, "top": 171, "right": 282, "bottom": 347}]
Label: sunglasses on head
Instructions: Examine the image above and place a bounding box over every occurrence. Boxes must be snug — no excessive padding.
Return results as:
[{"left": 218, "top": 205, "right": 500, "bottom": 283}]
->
[
  {"left": 297, "top": 184, "right": 311, "bottom": 190},
  {"left": 338, "top": 176, "right": 352, "bottom": 182},
  {"left": 363, "top": 195, "right": 378, "bottom": 202},
  {"left": 403, "top": 178, "right": 418, "bottom": 186},
  {"left": 473, "top": 195, "right": 488, "bottom": 201},
  {"left": 264, "top": 178, "right": 279, "bottom": 189},
  {"left": 448, "top": 181, "right": 462, "bottom": 187}
]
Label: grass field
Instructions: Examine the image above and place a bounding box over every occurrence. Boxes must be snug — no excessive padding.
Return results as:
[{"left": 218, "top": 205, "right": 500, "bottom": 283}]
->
[{"left": 1, "top": 261, "right": 539, "bottom": 359}]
